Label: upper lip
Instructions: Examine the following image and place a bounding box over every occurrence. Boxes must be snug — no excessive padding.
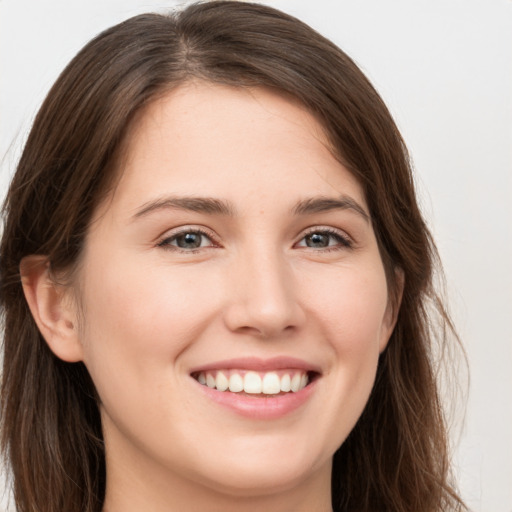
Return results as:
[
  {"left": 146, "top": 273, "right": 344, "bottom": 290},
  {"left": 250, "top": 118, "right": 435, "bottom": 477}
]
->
[{"left": 189, "top": 356, "right": 322, "bottom": 374}]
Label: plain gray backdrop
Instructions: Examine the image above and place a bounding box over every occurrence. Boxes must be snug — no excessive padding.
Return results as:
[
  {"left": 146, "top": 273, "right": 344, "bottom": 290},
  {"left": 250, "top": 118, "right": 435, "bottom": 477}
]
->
[{"left": 1, "top": 1, "right": 511, "bottom": 511}]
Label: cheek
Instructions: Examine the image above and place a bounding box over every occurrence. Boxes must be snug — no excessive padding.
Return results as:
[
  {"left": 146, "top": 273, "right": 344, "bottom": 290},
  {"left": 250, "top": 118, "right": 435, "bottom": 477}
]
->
[
  {"left": 305, "top": 264, "right": 389, "bottom": 351},
  {"left": 76, "top": 255, "right": 228, "bottom": 408},
  {"left": 76, "top": 259, "right": 218, "bottom": 432},
  {"left": 304, "top": 266, "right": 388, "bottom": 427}
]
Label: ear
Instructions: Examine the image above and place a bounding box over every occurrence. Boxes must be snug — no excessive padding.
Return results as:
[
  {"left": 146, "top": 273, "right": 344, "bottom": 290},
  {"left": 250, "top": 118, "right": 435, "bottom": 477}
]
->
[
  {"left": 379, "top": 267, "right": 405, "bottom": 353},
  {"left": 20, "top": 255, "right": 83, "bottom": 362}
]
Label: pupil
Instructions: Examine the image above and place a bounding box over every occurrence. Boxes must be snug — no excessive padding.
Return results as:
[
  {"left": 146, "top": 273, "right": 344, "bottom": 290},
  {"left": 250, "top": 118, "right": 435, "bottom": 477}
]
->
[
  {"left": 178, "top": 233, "right": 201, "bottom": 248},
  {"left": 306, "top": 233, "right": 328, "bottom": 247}
]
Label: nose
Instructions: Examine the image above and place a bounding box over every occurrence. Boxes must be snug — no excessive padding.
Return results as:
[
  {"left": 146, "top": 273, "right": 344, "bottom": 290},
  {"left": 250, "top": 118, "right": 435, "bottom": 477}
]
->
[{"left": 223, "top": 248, "right": 305, "bottom": 339}]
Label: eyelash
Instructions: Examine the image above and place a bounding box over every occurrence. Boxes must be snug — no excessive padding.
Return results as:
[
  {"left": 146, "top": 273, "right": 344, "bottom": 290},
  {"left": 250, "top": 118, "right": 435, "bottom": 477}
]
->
[
  {"left": 157, "top": 227, "right": 218, "bottom": 253},
  {"left": 156, "top": 227, "right": 353, "bottom": 253},
  {"left": 296, "top": 227, "right": 353, "bottom": 251}
]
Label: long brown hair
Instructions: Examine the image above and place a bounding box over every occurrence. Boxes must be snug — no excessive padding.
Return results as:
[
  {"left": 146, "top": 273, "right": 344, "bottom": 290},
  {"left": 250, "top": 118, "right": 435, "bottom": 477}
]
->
[{"left": 1, "top": 2, "right": 466, "bottom": 511}]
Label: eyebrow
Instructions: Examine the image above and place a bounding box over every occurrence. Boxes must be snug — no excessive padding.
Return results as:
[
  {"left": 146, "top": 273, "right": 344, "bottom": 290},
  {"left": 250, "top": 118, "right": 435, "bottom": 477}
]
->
[
  {"left": 132, "top": 196, "right": 235, "bottom": 219},
  {"left": 131, "top": 194, "right": 369, "bottom": 222},
  {"left": 292, "top": 196, "right": 370, "bottom": 222}
]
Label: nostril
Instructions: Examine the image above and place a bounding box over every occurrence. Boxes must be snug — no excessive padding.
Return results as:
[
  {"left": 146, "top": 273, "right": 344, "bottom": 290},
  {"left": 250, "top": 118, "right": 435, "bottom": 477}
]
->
[{"left": 233, "top": 323, "right": 298, "bottom": 339}]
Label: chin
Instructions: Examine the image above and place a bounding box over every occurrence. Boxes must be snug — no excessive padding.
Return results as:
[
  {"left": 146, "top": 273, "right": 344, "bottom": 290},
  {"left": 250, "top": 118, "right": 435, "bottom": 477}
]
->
[{"left": 191, "top": 440, "right": 331, "bottom": 498}]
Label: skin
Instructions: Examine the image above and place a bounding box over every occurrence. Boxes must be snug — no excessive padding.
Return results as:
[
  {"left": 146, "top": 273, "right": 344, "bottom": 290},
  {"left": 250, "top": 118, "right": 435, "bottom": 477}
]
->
[{"left": 22, "top": 83, "right": 398, "bottom": 512}]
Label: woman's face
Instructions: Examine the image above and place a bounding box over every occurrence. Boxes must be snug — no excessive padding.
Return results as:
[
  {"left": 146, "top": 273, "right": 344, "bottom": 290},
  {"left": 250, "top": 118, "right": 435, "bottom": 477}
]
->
[{"left": 73, "top": 83, "right": 396, "bottom": 499}]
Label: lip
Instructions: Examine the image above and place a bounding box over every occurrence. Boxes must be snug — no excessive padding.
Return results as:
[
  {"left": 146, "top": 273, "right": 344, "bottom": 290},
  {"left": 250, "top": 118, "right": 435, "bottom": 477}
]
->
[
  {"left": 189, "top": 356, "right": 321, "bottom": 420},
  {"left": 194, "top": 377, "right": 318, "bottom": 420},
  {"left": 189, "top": 356, "right": 322, "bottom": 374}
]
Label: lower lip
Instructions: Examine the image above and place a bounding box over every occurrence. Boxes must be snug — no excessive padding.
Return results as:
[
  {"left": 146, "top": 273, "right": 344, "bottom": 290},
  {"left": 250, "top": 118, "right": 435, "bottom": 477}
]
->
[{"left": 194, "top": 379, "right": 317, "bottom": 420}]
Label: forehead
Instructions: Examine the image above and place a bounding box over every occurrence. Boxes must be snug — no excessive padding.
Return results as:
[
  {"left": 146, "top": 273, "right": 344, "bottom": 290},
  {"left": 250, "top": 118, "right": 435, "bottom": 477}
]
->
[{"left": 106, "top": 82, "right": 365, "bottom": 215}]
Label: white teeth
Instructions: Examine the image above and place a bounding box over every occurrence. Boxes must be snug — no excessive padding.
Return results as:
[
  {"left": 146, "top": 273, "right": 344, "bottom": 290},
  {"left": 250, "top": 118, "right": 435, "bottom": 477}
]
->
[
  {"left": 229, "top": 373, "right": 244, "bottom": 392},
  {"left": 206, "top": 374, "right": 216, "bottom": 388},
  {"left": 280, "top": 374, "right": 291, "bottom": 392},
  {"left": 244, "top": 371, "right": 262, "bottom": 394},
  {"left": 196, "top": 369, "right": 311, "bottom": 394},
  {"left": 216, "top": 371, "right": 229, "bottom": 391},
  {"left": 262, "top": 372, "right": 281, "bottom": 394},
  {"left": 290, "top": 373, "right": 302, "bottom": 392}
]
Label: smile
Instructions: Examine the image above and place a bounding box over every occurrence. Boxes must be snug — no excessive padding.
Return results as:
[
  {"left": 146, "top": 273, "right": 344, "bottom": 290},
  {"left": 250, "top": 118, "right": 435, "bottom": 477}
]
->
[
  {"left": 190, "top": 357, "right": 320, "bottom": 419},
  {"left": 193, "top": 369, "right": 310, "bottom": 395}
]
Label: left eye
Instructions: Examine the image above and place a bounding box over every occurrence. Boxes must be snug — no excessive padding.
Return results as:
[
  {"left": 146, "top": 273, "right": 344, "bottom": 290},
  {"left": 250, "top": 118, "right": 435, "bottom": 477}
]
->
[
  {"left": 159, "top": 230, "right": 214, "bottom": 250},
  {"left": 296, "top": 230, "right": 351, "bottom": 249}
]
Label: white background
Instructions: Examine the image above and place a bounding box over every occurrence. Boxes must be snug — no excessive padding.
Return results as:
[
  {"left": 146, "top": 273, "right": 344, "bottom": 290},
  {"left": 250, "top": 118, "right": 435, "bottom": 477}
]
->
[{"left": 1, "top": 1, "right": 511, "bottom": 511}]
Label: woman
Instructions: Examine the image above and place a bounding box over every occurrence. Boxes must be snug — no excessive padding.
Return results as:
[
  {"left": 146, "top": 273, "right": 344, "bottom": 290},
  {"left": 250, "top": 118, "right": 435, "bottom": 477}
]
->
[{"left": 0, "top": 2, "right": 466, "bottom": 511}]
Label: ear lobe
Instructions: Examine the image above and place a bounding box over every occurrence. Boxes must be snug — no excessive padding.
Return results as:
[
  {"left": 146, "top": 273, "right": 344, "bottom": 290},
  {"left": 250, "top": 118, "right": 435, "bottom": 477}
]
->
[
  {"left": 379, "top": 267, "right": 405, "bottom": 353},
  {"left": 20, "top": 255, "right": 83, "bottom": 362}
]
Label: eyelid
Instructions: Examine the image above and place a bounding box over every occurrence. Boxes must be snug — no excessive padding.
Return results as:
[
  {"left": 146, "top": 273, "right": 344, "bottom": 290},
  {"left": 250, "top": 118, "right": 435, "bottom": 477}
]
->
[
  {"left": 295, "top": 225, "right": 354, "bottom": 249},
  {"left": 154, "top": 224, "right": 354, "bottom": 252},
  {"left": 156, "top": 225, "right": 221, "bottom": 250}
]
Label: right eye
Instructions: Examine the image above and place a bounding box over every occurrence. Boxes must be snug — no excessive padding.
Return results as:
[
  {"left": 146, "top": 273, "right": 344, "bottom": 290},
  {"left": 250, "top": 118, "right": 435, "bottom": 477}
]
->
[{"left": 158, "top": 229, "right": 216, "bottom": 251}]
